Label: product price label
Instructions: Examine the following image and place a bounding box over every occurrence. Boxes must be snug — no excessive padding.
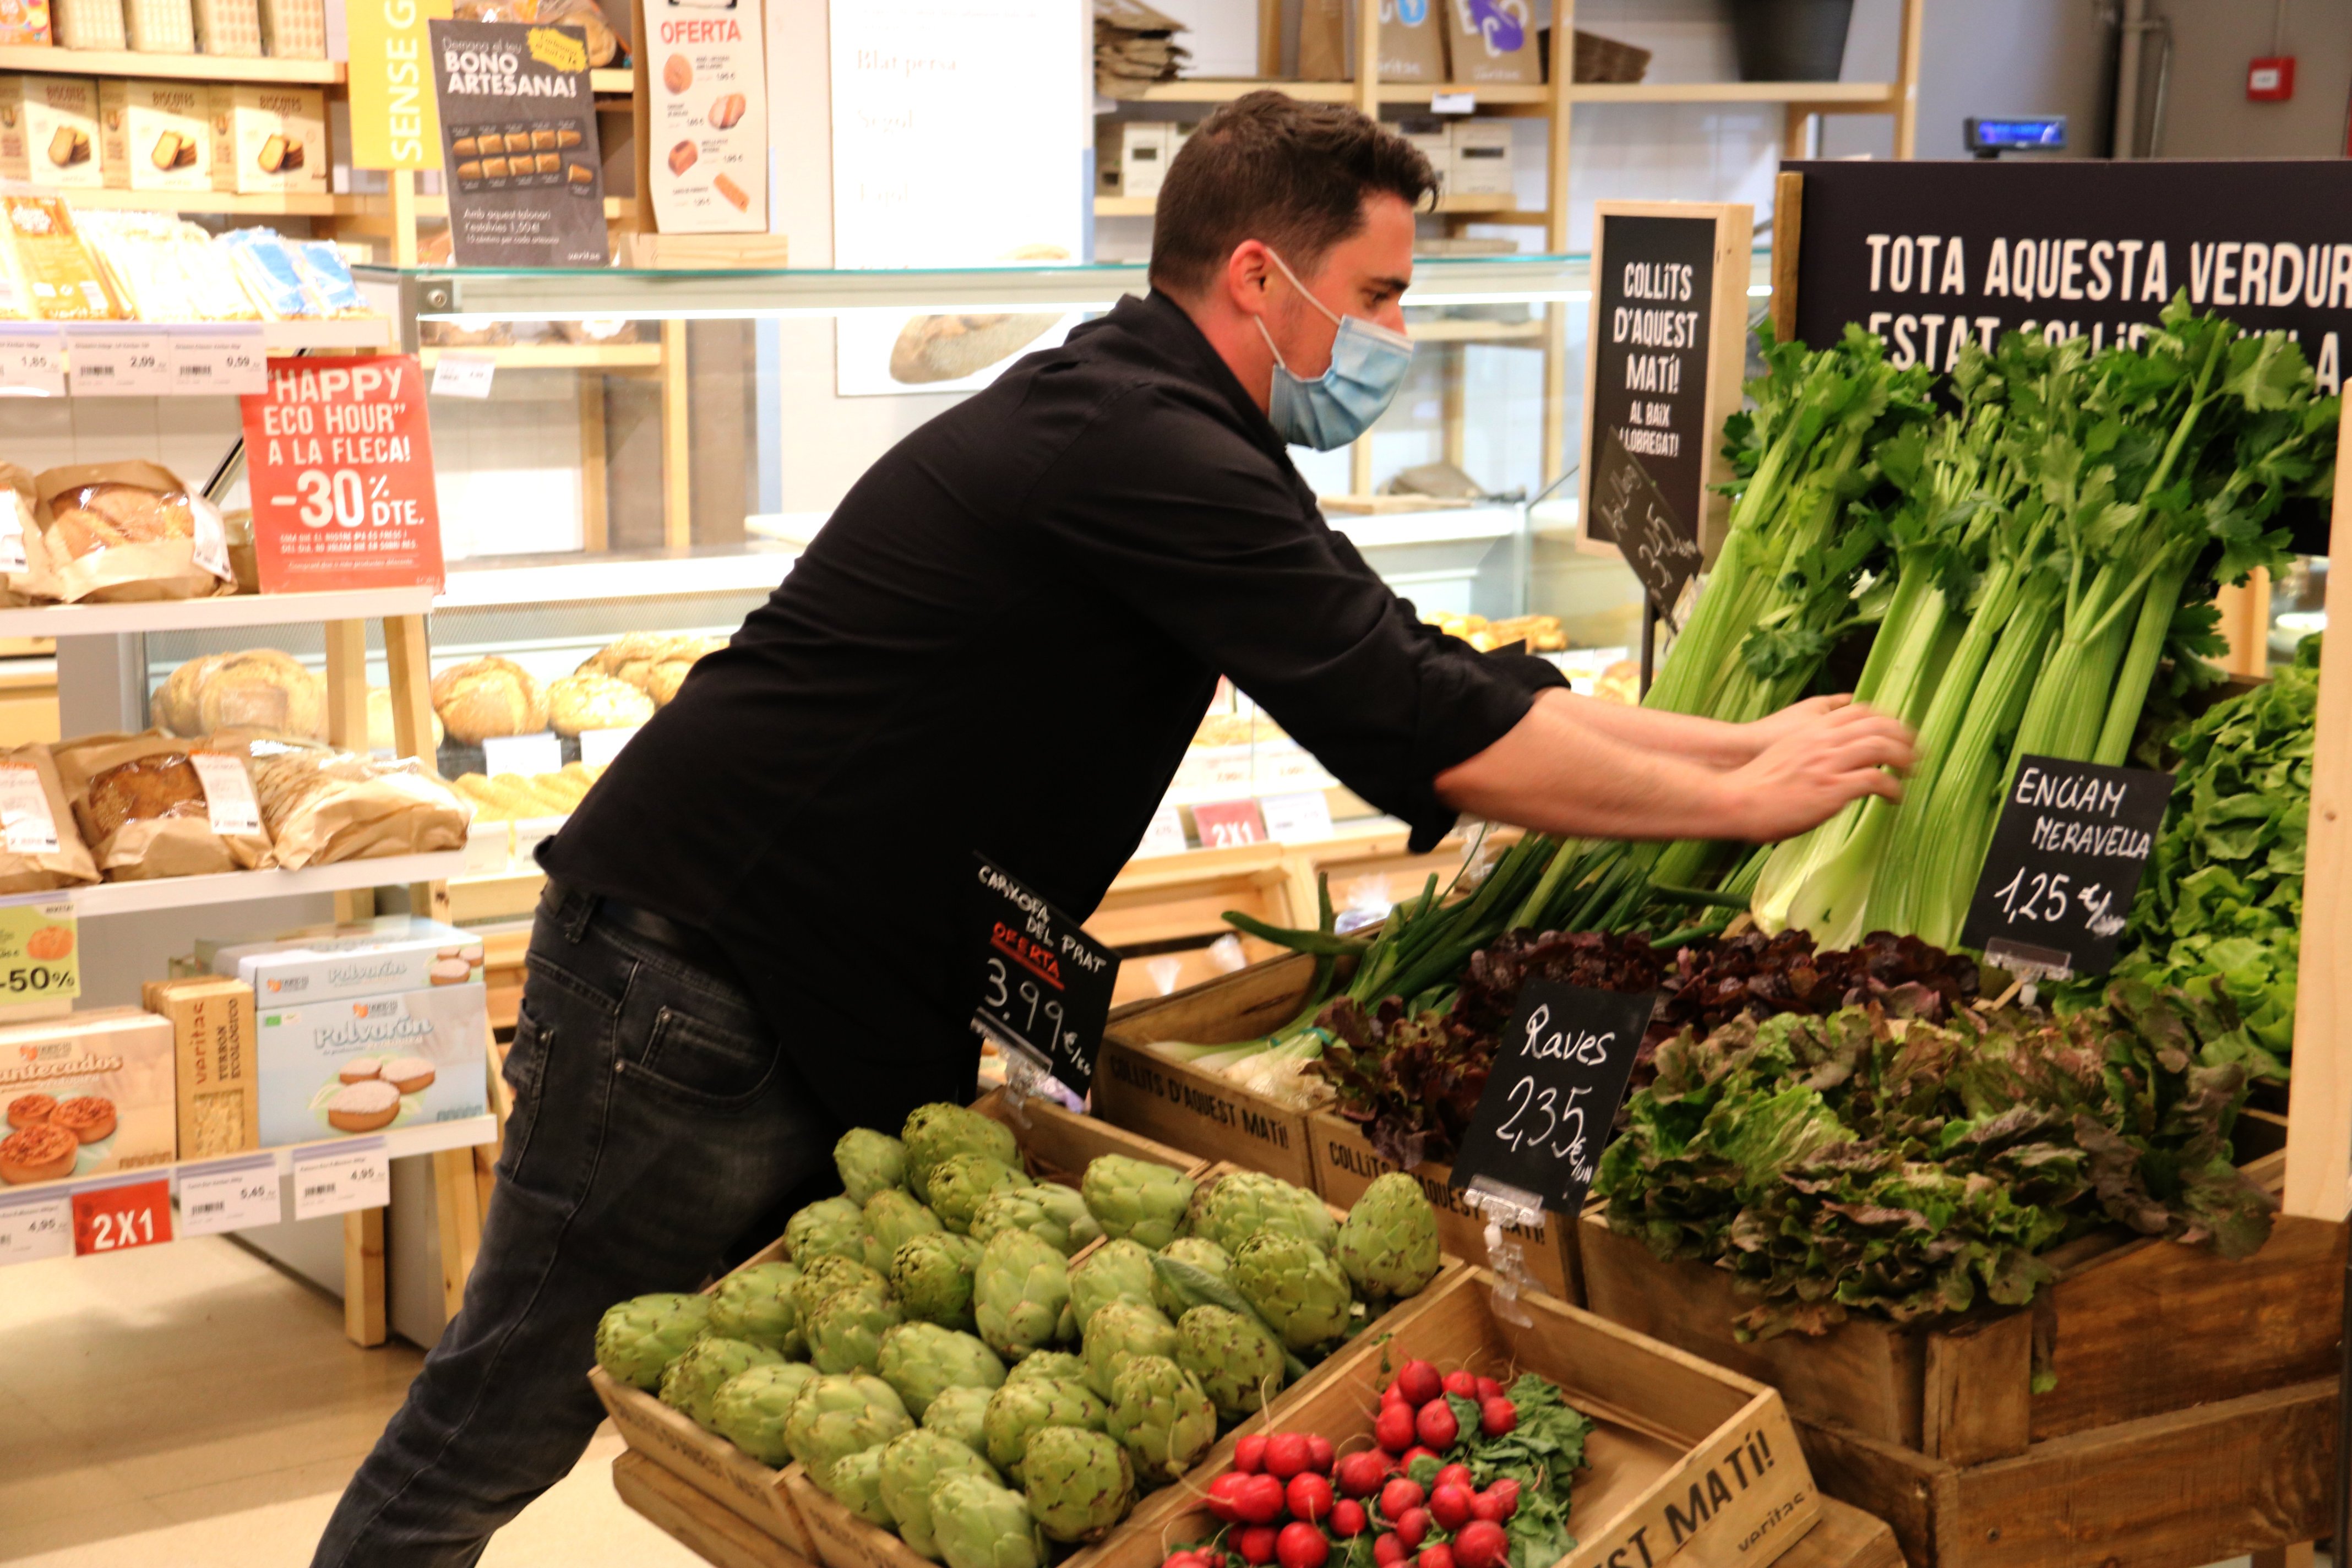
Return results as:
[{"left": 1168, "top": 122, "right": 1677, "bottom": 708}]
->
[
  {"left": 1193, "top": 798, "right": 1267, "bottom": 850},
  {"left": 0, "top": 325, "right": 66, "bottom": 398},
  {"left": 0, "top": 1188, "right": 70, "bottom": 1265},
  {"left": 73, "top": 1177, "right": 172, "bottom": 1255},
  {"left": 1590, "top": 428, "right": 1703, "bottom": 618},
  {"left": 1131, "top": 800, "right": 1189, "bottom": 860},
  {"left": 171, "top": 325, "right": 269, "bottom": 396},
  {"left": 292, "top": 1137, "right": 390, "bottom": 1220},
  {"left": 0, "top": 897, "right": 78, "bottom": 1003},
  {"left": 178, "top": 1155, "right": 282, "bottom": 1237},
  {"left": 65, "top": 326, "right": 175, "bottom": 396},
  {"left": 0, "top": 765, "right": 59, "bottom": 855},
  {"left": 1961, "top": 755, "right": 2172, "bottom": 981},
  {"left": 970, "top": 856, "right": 1118, "bottom": 1097},
  {"left": 240, "top": 356, "right": 445, "bottom": 593},
  {"left": 1450, "top": 980, "right": 1654, "bottom": 1216},
  {"left": 1260, "top": 790, "right": 1336, "bottom": 844},
  {"left": 483, "top": 732, "right": 563, "bottom": 777},
  {"left": 576, "top": 726, "right": 638, "bottom": 770},
  {"left": 429, "top": 351, "right": 497, "bottom": 400},
  {"left": 189, "top": 752, "right": 263, "bottom": 837},
  {"left": 1430, "top": 91, "right": 1476, "bottom": 113}
]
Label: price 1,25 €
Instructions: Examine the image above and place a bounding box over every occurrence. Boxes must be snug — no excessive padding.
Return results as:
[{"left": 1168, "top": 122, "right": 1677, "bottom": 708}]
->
[
  {"left": 1988, "top": 867, "right": 2124, "bottom": 938},
  {"left": 289, "top": 467, "right": 428, "bottom": 530}
]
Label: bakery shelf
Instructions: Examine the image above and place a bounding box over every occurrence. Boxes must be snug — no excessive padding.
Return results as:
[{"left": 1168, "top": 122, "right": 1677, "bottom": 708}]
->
[
  {"left": 66, "top": 851, "right": 469, "bottom": 917},
  {"left": 1114, "top": 79, "right": 1548, "bottom": 105},
  {"left": 0, "top": 44, "right": 344, "bottom": 83},
  {"left": 1570, "top": 79, "right": 1897, "bottom": 105},
  {"left": 436, "top": 545, "right": 796, "bottom": 608},
  {"left": 3, "top": 186, "right": 369, "bottom": 217},
  {"left": 1095, "top": 189, "right": 1516, "bottom": 219},
  {"left": 417, "top": 342, "right": 663, "bottom": 371},
  {"left": 0, "top": 585, "right": 434, "bottom": 639}
]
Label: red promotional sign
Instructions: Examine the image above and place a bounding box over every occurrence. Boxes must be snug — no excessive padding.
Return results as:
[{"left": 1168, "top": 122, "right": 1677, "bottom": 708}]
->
[
  {"left": 73, "top": 1178, "right": 172, "bottom": 1256},
  {"left": 239, "top": 355, "right": 445, "bottom": 592},
  {"left": 1193, "top": 798, "right": 1267, "bottom": 850}
]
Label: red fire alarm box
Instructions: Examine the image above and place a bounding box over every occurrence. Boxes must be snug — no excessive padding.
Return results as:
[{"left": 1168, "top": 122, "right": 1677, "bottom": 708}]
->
[{"left": 2248, "top": 56, "right": 2296, "bottom": 101}]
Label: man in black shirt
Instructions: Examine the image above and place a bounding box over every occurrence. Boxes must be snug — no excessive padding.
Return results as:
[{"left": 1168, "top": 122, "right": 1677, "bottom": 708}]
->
[{"left": 317, "top": 92, "right": 1909, "bottom": 1566}]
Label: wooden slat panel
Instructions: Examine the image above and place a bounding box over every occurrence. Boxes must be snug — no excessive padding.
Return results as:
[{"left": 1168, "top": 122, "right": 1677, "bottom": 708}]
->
[
  {"left": 614, "top": 1452, "right": 817, "bottom": 1568},
  {"left": 1921, "top": 1311, "right": 2031, "bottom": 1464}
]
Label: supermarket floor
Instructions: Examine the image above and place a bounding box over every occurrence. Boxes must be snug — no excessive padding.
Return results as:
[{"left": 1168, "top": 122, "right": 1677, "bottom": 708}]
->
[{"left": 0, "top": 1233, "right": 698, "bottom": 1567}]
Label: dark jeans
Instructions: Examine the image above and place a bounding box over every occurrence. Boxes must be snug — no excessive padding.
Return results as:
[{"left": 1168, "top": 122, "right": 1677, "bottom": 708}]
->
[{"left": 313, "top": 884, "right": 841, "bottom": 1568}]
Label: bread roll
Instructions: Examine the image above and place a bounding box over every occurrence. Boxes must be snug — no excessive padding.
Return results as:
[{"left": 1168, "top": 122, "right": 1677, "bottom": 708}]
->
[
  {"left": 547, "top": 672, "right": 654, "bottom": 737},
  {"left": 429, "top": 657, "right": 548, "bottom": 744},
  {"left": 888, "top": 312, "right": 1063, "bottom": 386}
]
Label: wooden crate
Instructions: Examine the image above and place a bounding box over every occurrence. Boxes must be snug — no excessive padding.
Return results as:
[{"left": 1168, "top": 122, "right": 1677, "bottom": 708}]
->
[
  {"left": 1087, "top": 1267, "right": 1829, "bottom": 1568},
  {"left": 614, "top": 1449, "right": 821, "bottom": 1568}
]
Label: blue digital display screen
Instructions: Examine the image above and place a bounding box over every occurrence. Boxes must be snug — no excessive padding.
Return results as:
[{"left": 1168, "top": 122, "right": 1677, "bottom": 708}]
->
[{"left": 1966, "top": 116, "right": 2068, "bottom": 151}]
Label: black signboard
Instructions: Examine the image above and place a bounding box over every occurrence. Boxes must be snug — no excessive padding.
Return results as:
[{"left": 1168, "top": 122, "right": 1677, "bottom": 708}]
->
[
  {"left": 1589, "top": 428, "right": 1702, "bottom": 616},
  {"left": 1583, "top": 213, "right": 1722, "bottom": 560},
  {"left": 1449, "top": 981, "right": 1653, "bottom": 1216},
  {"left": 971, "top": 856, "right": 1119, "bottom": 1095},
  {"left": 430, "top": 19, "right": 607, "bottom": 268},
  {"left": 1960, "top": 756, "right": 2171, "bottom": 980}
]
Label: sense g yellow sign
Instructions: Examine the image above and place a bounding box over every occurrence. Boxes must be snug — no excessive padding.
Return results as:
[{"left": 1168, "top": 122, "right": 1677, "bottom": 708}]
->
[{"left": 347, "top": 0, "right": 451, "bottom": 170}]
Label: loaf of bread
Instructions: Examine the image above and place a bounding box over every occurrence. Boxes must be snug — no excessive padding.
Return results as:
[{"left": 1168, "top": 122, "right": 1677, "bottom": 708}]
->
[
  {"left": 245, "top": 738, "right": 470, "bottom": 869},
  {"left": 153, "top": 649, "right": 325, "bottom": 739},
  {"left": 889, "top": 312, "right": 1063, "bottom": 386},
  {"left": 547, "top": 672, "right": 654, "bottom": 737},
  {"left": 51, "top": 731, "right": 273, "bottom": 879},
  {"left": 430, "top": 657, "right": 548, "bottom": 744},
  {"left": 45, "top": 481, "right": 194, "bottom": 561},
  {"left": 83, "top": 752, "right": 207, "bottom": 841},
  {"left": 576, "top": 633, "right": 722, "bottom": 706},
  {"left": 29, "top": 461, "right": 235, "bottom": 605}
]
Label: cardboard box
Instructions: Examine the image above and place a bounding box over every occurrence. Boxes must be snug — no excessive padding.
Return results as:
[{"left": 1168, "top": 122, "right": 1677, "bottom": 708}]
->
[
  {"left": 1118, "top": 121, "right": 1171, "bottom": 200},
  {"left": 255, "top": 981, "right": 488, "bottom": 1147},
  {"left": 143, "top": 976, "right": 259, "bottom": 1161},
  {"left": 1396, "top": 115, "right": 1451, "bottom": 179},
  {"left": 0, "top": 0, "right": 51, "bottom": 44},
  {"left": 97, "top": 79, "right": 212, "bottom": 193},
  {"left": 209, "top": 916, "right": 486, "bottom": 1005},
  {"left": 0, "top": 1008, "right": 176, "bottom": 1190},
  {"left": 1442, "top": 0, "right": 1540, "bottom": 85},
  {"left": 1449, "top": 118, "right": 1514, "bottom": 197},
  {"left": 0, "top": 77, "right": 101, "bottom": 189},
  {"left": 206, "top": 83, "right": 325, "bottom": 195}
]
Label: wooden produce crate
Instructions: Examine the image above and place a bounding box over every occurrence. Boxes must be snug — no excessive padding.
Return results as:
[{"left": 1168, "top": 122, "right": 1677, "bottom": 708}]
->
[
  {"left": 614, "top": 1449, "right": 820, "bottom": 1568},
  {"left": 1090, "top": 1267, "right": 1830, "bottom": 1568}
]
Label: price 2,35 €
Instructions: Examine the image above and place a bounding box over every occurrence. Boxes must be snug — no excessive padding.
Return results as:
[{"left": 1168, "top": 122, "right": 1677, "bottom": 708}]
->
[
  {"left": 1489, "top": 1076, "right": 1599, "bottom": 1184},
  {"left": 292, "top": 467, "right": 429, "bottom": 530},
  {"left": 1988, "top": 867, "right": 2126, "bottom": 938}
]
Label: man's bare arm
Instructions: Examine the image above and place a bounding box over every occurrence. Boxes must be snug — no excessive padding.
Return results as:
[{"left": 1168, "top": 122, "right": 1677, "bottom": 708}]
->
[{"left": 1563, "top": 692, "right": 1864, "bottom": 770}]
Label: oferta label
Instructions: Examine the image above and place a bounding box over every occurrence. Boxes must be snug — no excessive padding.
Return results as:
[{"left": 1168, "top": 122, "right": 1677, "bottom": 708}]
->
[{"left": 1962, "top": 755, "right": 2171, "bottom": 980}]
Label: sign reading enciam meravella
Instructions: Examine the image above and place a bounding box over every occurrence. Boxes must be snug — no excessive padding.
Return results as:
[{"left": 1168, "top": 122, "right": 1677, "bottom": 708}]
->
[{"left": 1787, "top": 158, "right": 2352, "bottom": 394}]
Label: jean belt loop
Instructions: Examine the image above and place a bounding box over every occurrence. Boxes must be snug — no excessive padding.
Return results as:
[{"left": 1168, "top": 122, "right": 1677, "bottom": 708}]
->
[{"left": 559, "top": 886, "right": 598, "bottom": 943}]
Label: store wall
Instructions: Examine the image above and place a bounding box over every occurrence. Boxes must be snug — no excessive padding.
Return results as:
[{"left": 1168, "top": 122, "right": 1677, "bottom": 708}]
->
[
  {"left": 1819, "top": 0, "right": 2114, "bottom": 161},
  {"left": 2130, "top": 0, "right": 2352, "bottom": 157}
]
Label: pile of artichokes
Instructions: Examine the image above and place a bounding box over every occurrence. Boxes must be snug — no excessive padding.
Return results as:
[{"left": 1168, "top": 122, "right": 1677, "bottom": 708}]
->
[{"left": 592, "top": 1102, "right": 1444, "bottom": 1568}]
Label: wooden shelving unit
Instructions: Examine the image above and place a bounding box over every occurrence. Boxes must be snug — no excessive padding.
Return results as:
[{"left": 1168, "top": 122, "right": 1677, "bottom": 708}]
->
[{"left": 0, "top": 43, "right": 342, "bottom": 82}]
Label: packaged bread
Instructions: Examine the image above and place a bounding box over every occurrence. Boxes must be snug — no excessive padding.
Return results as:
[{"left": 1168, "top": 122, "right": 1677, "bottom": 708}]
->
[
  {"left": 0, "top": 461, "right": 61, "bottom": 609},
  {"left": 51, "top": 731, "right": 271, "bottom": 880},
  {"left": 235, "top": 736, "right": 470, "bottom": 870},
  {"left": 366, "top": 687, "right": 444, "bottom": 755},
  {"left": 431, "top": 656, "right": 548, "bottom": 744},
  {"left": 29, "top": 461, "right": 236, "bottom": 605},
  {"left": 151, "top": 649, "right": 325, "bottom": 739},
  {"left": 0, "top": 744, "right": 99, "bottom": 892},
  {"left": 1, "top": 197, "right": 118, "bottom": 322},
  {"left": 73, "top": 209, "right": 264, "bottom": 323},
  {"left": 546, "top": 672, "right": 653, "bottom": 737}
]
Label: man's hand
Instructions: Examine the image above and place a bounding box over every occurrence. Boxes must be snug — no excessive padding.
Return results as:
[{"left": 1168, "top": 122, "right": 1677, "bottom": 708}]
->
[
  {"left": 1718, "top": 701, "right": 1916, "bottom": 843},
  {"left": 1736, "top": 693, "right": 1857, "bottom": 763}
]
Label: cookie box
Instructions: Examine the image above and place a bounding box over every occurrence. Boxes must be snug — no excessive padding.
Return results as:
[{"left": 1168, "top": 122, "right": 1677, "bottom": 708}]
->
[
  {"left": 256, "top": 980, "right": 487, "bottom": 1147},
  {"left": 206, "top": 83, "right": 324, "bottom": 195},
  {"left": 97, "top": 78, "right": 211, "bottom": 193},
  {"left": 0, "top": 1007, "right": 175, "bottom": 1189},
  {"left": 0, "top": 77, "right": 102, "bottom": 189},
  {"left": 209, "top": 915, "right": 486, "bottom": 1006}
]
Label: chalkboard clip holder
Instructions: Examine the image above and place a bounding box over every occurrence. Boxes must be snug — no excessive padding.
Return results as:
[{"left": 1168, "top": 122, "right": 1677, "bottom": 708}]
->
[
  {"left": 1981, "top": 938, "right": 2074, "bottom": 1009},
  {"left": 974, "top": 1015, "right": 1050, "bottom": 1129},
  {"left": 1462, "top": 1175, "right": 1547, "bottom": 1327}
]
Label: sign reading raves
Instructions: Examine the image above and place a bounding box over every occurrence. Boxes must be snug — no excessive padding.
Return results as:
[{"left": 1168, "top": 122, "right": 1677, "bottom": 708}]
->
[
  {"left": 1961, "top": 755, "right": 2171, "bottom": 980},
  {"left": 1450, "top": 980, "right": 1654, "bottom": 1216},
  {"left": 240, "top": 356, "right": 445, "bottom": 592},
  {"left": 971, "top": 856, "right": 1119, "bottom": 1096}
]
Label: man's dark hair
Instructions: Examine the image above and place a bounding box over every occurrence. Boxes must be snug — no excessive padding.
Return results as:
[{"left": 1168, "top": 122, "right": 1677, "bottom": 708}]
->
[{"left": 1148, "top": 90, "right": 1438, "bottom": 299}]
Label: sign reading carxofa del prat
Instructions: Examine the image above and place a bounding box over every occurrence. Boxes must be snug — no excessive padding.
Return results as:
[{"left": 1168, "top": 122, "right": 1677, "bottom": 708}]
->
[{"left": 1788, "top": 158, "right": 2352, "bottom": 393}]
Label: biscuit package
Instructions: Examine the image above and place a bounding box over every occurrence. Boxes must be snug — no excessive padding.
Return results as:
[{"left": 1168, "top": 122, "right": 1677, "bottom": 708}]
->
[
  {"left": 30, "top": 460, "right": 236, "bottom": 604},
  {"left": 0, "top": 1008, "right": 176, "bottom": 1189},
  {"left": 254, "top": 979, "right": 487, "bottom": 1147},
  {"left": 209, "top": 915, "right": 484, "bottom": 1004},
  {"left": 143, "top": 975, "right": 260, "bottom": 1159},
  {"left": 0, "top": 77, "right": 102, "bottom": 189},
  {"left": 236, "top": 736, "right": 472, "bottom": 870},
  {"left": 97, "top": 78, "right": 212, "bottom": 193},
  {"left": 206, "top": 84, "right": 325, "bottom": 194},
  {"left": 51, "top": 729, "right": 273, "bottom": 880},
  {"left": 75, "top": 209, "right": 266, "bottom": 323}
]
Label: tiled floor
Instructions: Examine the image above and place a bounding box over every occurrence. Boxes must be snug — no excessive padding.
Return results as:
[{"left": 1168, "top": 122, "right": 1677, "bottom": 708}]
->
[{"left": 0, "top": 1234, "right": 699, "bottom": 1566}]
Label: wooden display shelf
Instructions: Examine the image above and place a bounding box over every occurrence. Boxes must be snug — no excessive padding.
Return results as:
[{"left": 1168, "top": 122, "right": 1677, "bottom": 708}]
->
[
  {"left": 0, "top": 584, "right": 434, "bottom": 639},
  {"left": 4, "top": 186, "right": 367, "bottom": 216},
  {"left": 1119, "top": 78, "right": 1550, "bottom": 105},
  {"left": 1095, "top": 189, "right": 1518, "bottom": 218},
  {"left": 0, "top": 43, "right": 343, "bottom": 82},
  {"left": 1108, "top": 77, "right": 1892, "bottom": 108},
  {"left": 418, "top": 342, "right": 662, "bottom": 371},
  {"left": 1574, "top": 79, "right": 1898, "bottom": 105},
  {"left": 68, "top": 851, "right": 468, "bottom": 916}
]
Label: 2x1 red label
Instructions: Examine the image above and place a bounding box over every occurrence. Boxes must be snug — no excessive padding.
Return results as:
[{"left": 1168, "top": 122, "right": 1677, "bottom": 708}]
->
[{"left": 73, "top": 1179, "right": 172, "bottom": 1255}]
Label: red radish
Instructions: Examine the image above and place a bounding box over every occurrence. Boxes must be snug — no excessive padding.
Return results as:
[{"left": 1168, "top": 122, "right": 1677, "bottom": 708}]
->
[
  {"left": 1306, "top": 1435, "right": 1335, "bottom": 1473},
  {"left": 1207, "top": 1474, "right": 1253, "bottom": 1523},
  {"left": 1265, "top": 1432, "right": 1313, "bottom": 1480},
  {"left": 1235, "top": 1434, "right": 1268, "bottom": 1474},
  {"left": 1238, "top": 1527, "right": 1279, "bottom": 1566},
  {"left": 1473, "top": 1377, "right": 1503, "bottom": 1402},
  {"left": 1414, "top": 1402, "right": 1458, "bottom": 1449},
  {"left": 1335, "top": 1451, "right": 1388, "bottom": 1498},
  {"left": 1373, "top": 1536, "right": 1406, "bottom": 1568},
  {"left": 1164, "top": 1554, "right": 1204, "bottom": 1568},
  {"left": 1374, "top": 1404, "right": 1416, "bottom": 1455},
  {"left": 1277, "top": 1523, "right": 1330, "bottom": 1568},
  {"left": 1441, "top": 1370, "right": 1478, "bottom": 1399},
  {"left": 1395, "top": 1360, "right": 1444, "bottom": 1407},
  {"left": 1434, "top": 1463, "right": 1474, "bottom": 1493},
  {"left": 1418, "top": 1547, "right": 1456, "bottom": 1568},
  {"left": 1378, "top": 1478, "right": 1424, "bottom": 1520},
  {"left": 1478, "top": 1397, "right": 1517, "bottom": 1438},
  {"left": 1286, "top": 1474, "right": 1335, "bottom": 1523},
  {"left": 1452, "top": 1522, "right": 1508, "bottom": 1568},
  {"left": 1428, "top": 1484, "right": 1474, "bottom": 1532},
  {"left": 1483, "top": 1479, "right": 1521, "bottom": 1520},
  {"left": 1380, "top": 1381, "right": 1409, "bottom": 1409},
  {"left": 1468, "top": 1491, "right": 1506, "bottom": 1525},
  {"left": 1331, "top": 1500, "right": 1369, "bottom": 1538},
  {"left": 1237, "top": 1473, "right": 1288, "bottom": 1525},
  {"left": 1200, "top": 1555, "right": 1229, "bottom": 1568},
  {"left": 1393, "top": 1507, "right": 1431, "bottom": 1550}
]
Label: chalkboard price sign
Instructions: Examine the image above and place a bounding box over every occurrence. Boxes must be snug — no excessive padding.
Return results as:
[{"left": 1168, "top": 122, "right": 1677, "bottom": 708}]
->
[
  {"left": 1589, "top": 428, "right": 1702, "bottom": 614},
  {"left": 970, "top": 856, "right": 1119, "bottom": 1095},
  {"left": 1449, "top": 980, "right": 1654, "bottom": 1216},
  {"left": 1959, "top": 756, "right": 2171, "bottom": 980}
]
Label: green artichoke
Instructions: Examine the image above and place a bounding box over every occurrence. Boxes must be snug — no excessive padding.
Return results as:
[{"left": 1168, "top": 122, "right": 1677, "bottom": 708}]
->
[
  {"left": 1066, "top": 1238, "right": 1157, "bottom": 1335},
  {"left": 928, "top": 1473, "right": 1046, "bottom": 1568},
  {"left": 981, "top": 1375, "right": 1108, "bottom": 1483},
  {"left": 1079, "top": 1299, "right": 1178, "bottom": 1399},
  {"left": 707, "top": 1262, "right": 806, "bottom": 1356},
  {"left": 1231, "top": 1233, "right": 1353, "bottom": 1351},
  {"left": 1003, "top": 1350, "right": 1086, "bottom": 1386},
  {"left": 1106, "top": 1354, "right": 1215, "bottom": 1484},
  {"left": 1151, "top": 1238, "right": 1232, "bottom": 1318},
  {"left": 902, "top": 1103, "right": 1020, "bottom": 1204},
  {"left": 787, "top": 1196, "right": 870, "bottom": 1266},
  {"left": 792, "top": 1254, "right": 889, "bottom": 1328},
  {"left": 1188, "top": 1172, "right": 1336, "bottom": 1254},
  {"left": 782, "top": 1373, "right": 913, "bottom": 1492},
  {"left": 928, "top": 1155, "right": 1027, "bottom": 1235},
  {"left": 864, "top": 1187, "right": 945, "bottom": 1271},
  {"left": 836, "top": 1128, "right": 910, "bottom": 1205},
  {"left": 921, "top": 1384, "right": 993, "bottom": 1451},
  {"left": 1080, "top": 1156, "right": 1195, "bottom": 1250},
  {"left": 710, "top": 1361, "right": 821, "bottom": 1467},
  {"left": 659, "top": 1336, "right": 786, "bottom": 1431},
  {"left": 1174, "top": 1304, "right": 1284, "bottom": 1420},
  {"left": 827, "top": 1443, "right": 895, "bottom": 1526},
  {"left": 973, "top": 1229, "right": 1075, "bottom": 1360},
  {"left": 968, "top": 1184, "right": 1102, "bottom": 1256},
  {"left": 878, "top": 1430, "right": 1001, "bottom": 1560},
  {"left": 893, "top": 1232, "right": 984, "bottom": 1331},
  {"left": 876, "top": 1321, "right": 1007, "bottom": 1418},
  {"left": 593, "top": 1292, "right": 711, "bottom": 1391},
  {"left": 1333, "top": 1170, "right": 1441, "bottom": 1300},
  {"left": 807, "top": 1283, "right": 903, "bottom": 1375},
  {"left": 1020, "top": 1425, "right": 1134, "bottom": 1544}
]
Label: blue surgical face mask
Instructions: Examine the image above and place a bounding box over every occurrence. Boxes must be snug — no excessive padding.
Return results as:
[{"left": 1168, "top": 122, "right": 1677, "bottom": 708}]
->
[{"left": 1255, "top": 248, "right": 1414, "bottom": 451}]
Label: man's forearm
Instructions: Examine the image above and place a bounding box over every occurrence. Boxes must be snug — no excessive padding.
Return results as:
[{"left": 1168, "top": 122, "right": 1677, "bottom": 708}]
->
[
  {"left": 1434, "top": 689, "right": 1749, "bottom": 841},
  {"left": 1548, "top": 689, "right": 1756, "bottom": 768}
]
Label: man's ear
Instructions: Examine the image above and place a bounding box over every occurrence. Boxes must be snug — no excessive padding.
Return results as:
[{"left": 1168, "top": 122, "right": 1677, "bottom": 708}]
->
[{"left": 1225, "top": 239, "right": 1273, "bottom": 318}]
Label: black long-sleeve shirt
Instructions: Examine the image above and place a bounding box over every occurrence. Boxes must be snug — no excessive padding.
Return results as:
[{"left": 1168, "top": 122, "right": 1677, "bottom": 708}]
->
[{"left": 542, "top": 289, "right": 1563, "bottom": 1128}]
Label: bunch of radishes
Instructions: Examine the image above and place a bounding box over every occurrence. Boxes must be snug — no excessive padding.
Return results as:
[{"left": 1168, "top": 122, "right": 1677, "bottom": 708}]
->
[{"left": 1162, "top": 1360, "right": 1522, "bottom": 1568}]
